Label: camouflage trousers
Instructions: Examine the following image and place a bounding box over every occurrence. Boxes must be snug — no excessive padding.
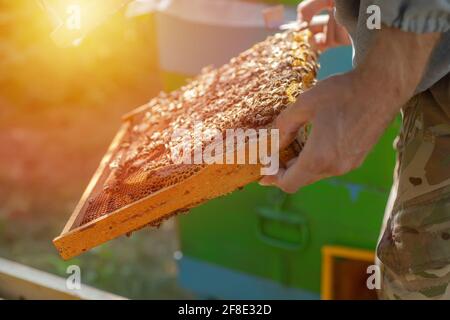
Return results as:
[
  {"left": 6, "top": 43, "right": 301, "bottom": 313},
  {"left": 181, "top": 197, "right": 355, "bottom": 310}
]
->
[{"left": 376, "top": 74, "right": 450, "bottom": 300}]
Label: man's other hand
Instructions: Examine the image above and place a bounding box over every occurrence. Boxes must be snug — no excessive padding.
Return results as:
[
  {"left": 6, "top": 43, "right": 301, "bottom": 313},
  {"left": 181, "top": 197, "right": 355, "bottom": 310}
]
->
[{"left": 298, "top": 0, "right": 351, "bottom": 51}]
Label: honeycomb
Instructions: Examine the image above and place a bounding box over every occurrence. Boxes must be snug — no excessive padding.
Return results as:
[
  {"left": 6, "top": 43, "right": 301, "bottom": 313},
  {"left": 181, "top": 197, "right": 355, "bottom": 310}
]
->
[{"left": 81, "top": 29, "right": 319, "bottom": 225}]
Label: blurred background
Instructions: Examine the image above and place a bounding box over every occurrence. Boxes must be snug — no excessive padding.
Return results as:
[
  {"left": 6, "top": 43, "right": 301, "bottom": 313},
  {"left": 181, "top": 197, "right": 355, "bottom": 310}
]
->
[
  {"left": 0, "top": 0, "right": 397, "bottom": 300},
  {"left": 0, "top": 0, "right": 192, "bottom": 299}
]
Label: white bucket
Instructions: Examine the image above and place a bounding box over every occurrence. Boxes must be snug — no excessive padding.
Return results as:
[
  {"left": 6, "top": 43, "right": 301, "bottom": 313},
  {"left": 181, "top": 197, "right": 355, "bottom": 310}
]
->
[{"left": 140, "top": 0, "right": 296, "bottom": 76}]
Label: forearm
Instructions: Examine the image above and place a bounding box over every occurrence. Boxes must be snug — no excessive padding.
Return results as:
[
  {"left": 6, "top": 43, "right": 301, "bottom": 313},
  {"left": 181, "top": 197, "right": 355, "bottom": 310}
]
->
[
  {"left": 262, "top": 2, "right": 445, "bottom": 192},
  {"left": 352, "top": 26, "right": 440, "bottom": 116}
]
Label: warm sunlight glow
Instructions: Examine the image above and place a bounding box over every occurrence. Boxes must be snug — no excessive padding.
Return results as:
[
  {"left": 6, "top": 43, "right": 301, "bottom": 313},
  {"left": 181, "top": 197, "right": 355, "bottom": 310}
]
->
[{"left": 39, "top": 0, "right": 131, "bottom": 47}]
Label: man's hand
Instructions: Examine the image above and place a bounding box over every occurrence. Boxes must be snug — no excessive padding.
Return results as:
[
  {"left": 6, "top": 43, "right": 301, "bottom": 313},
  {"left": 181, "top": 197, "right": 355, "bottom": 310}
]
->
[
  {"left": 260, "top": 26, "right": 440, "bottom": 193},
  {"left": 298, "top": 0, "right": 351, "bottom": 51}
]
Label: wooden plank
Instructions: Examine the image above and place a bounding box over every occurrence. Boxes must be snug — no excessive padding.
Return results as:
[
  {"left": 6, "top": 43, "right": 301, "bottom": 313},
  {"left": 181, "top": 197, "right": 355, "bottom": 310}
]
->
[
  {"left": 0, "top": 257, "right": 125, "bottom": 300},
  {"left": 121, "top": 104, "right": 150, "bottom": 121}
]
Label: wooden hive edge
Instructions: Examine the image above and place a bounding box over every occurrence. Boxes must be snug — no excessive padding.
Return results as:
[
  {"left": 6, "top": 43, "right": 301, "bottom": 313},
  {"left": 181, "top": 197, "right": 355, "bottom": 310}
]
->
[
  {"left": 53, "top": 162, "right": 263, "bottom": 260},
  {"left": 59, "top": 122, "right": 130, "bottom": 235},
  {"left": 53, "top": 116, "right": 301, "bottom": 260}
]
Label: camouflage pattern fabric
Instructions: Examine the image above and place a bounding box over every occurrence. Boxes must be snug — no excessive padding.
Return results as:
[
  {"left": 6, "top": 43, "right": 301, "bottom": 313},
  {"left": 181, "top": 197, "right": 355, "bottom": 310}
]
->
[
  {"left": 377, "top": 74, "right": 450, "bottom": 300},
  {"left": 378, "top": 259, "right": 450, "bottom": 300}
]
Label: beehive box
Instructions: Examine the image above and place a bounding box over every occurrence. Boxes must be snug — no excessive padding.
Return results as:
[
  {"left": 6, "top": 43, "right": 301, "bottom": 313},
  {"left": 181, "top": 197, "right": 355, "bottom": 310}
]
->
[{"left": 53, "top": 29, "right": 319, "bottom": 260}]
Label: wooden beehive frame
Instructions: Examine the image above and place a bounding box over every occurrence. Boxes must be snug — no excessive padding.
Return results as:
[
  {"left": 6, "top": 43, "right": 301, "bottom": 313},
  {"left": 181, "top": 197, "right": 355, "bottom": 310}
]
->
[
  {"left": 53, "top": 116, "right": 299, "bottom": 260},
  {"left": 53, "top": 29, "right": 319, "bottom": 260}
]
